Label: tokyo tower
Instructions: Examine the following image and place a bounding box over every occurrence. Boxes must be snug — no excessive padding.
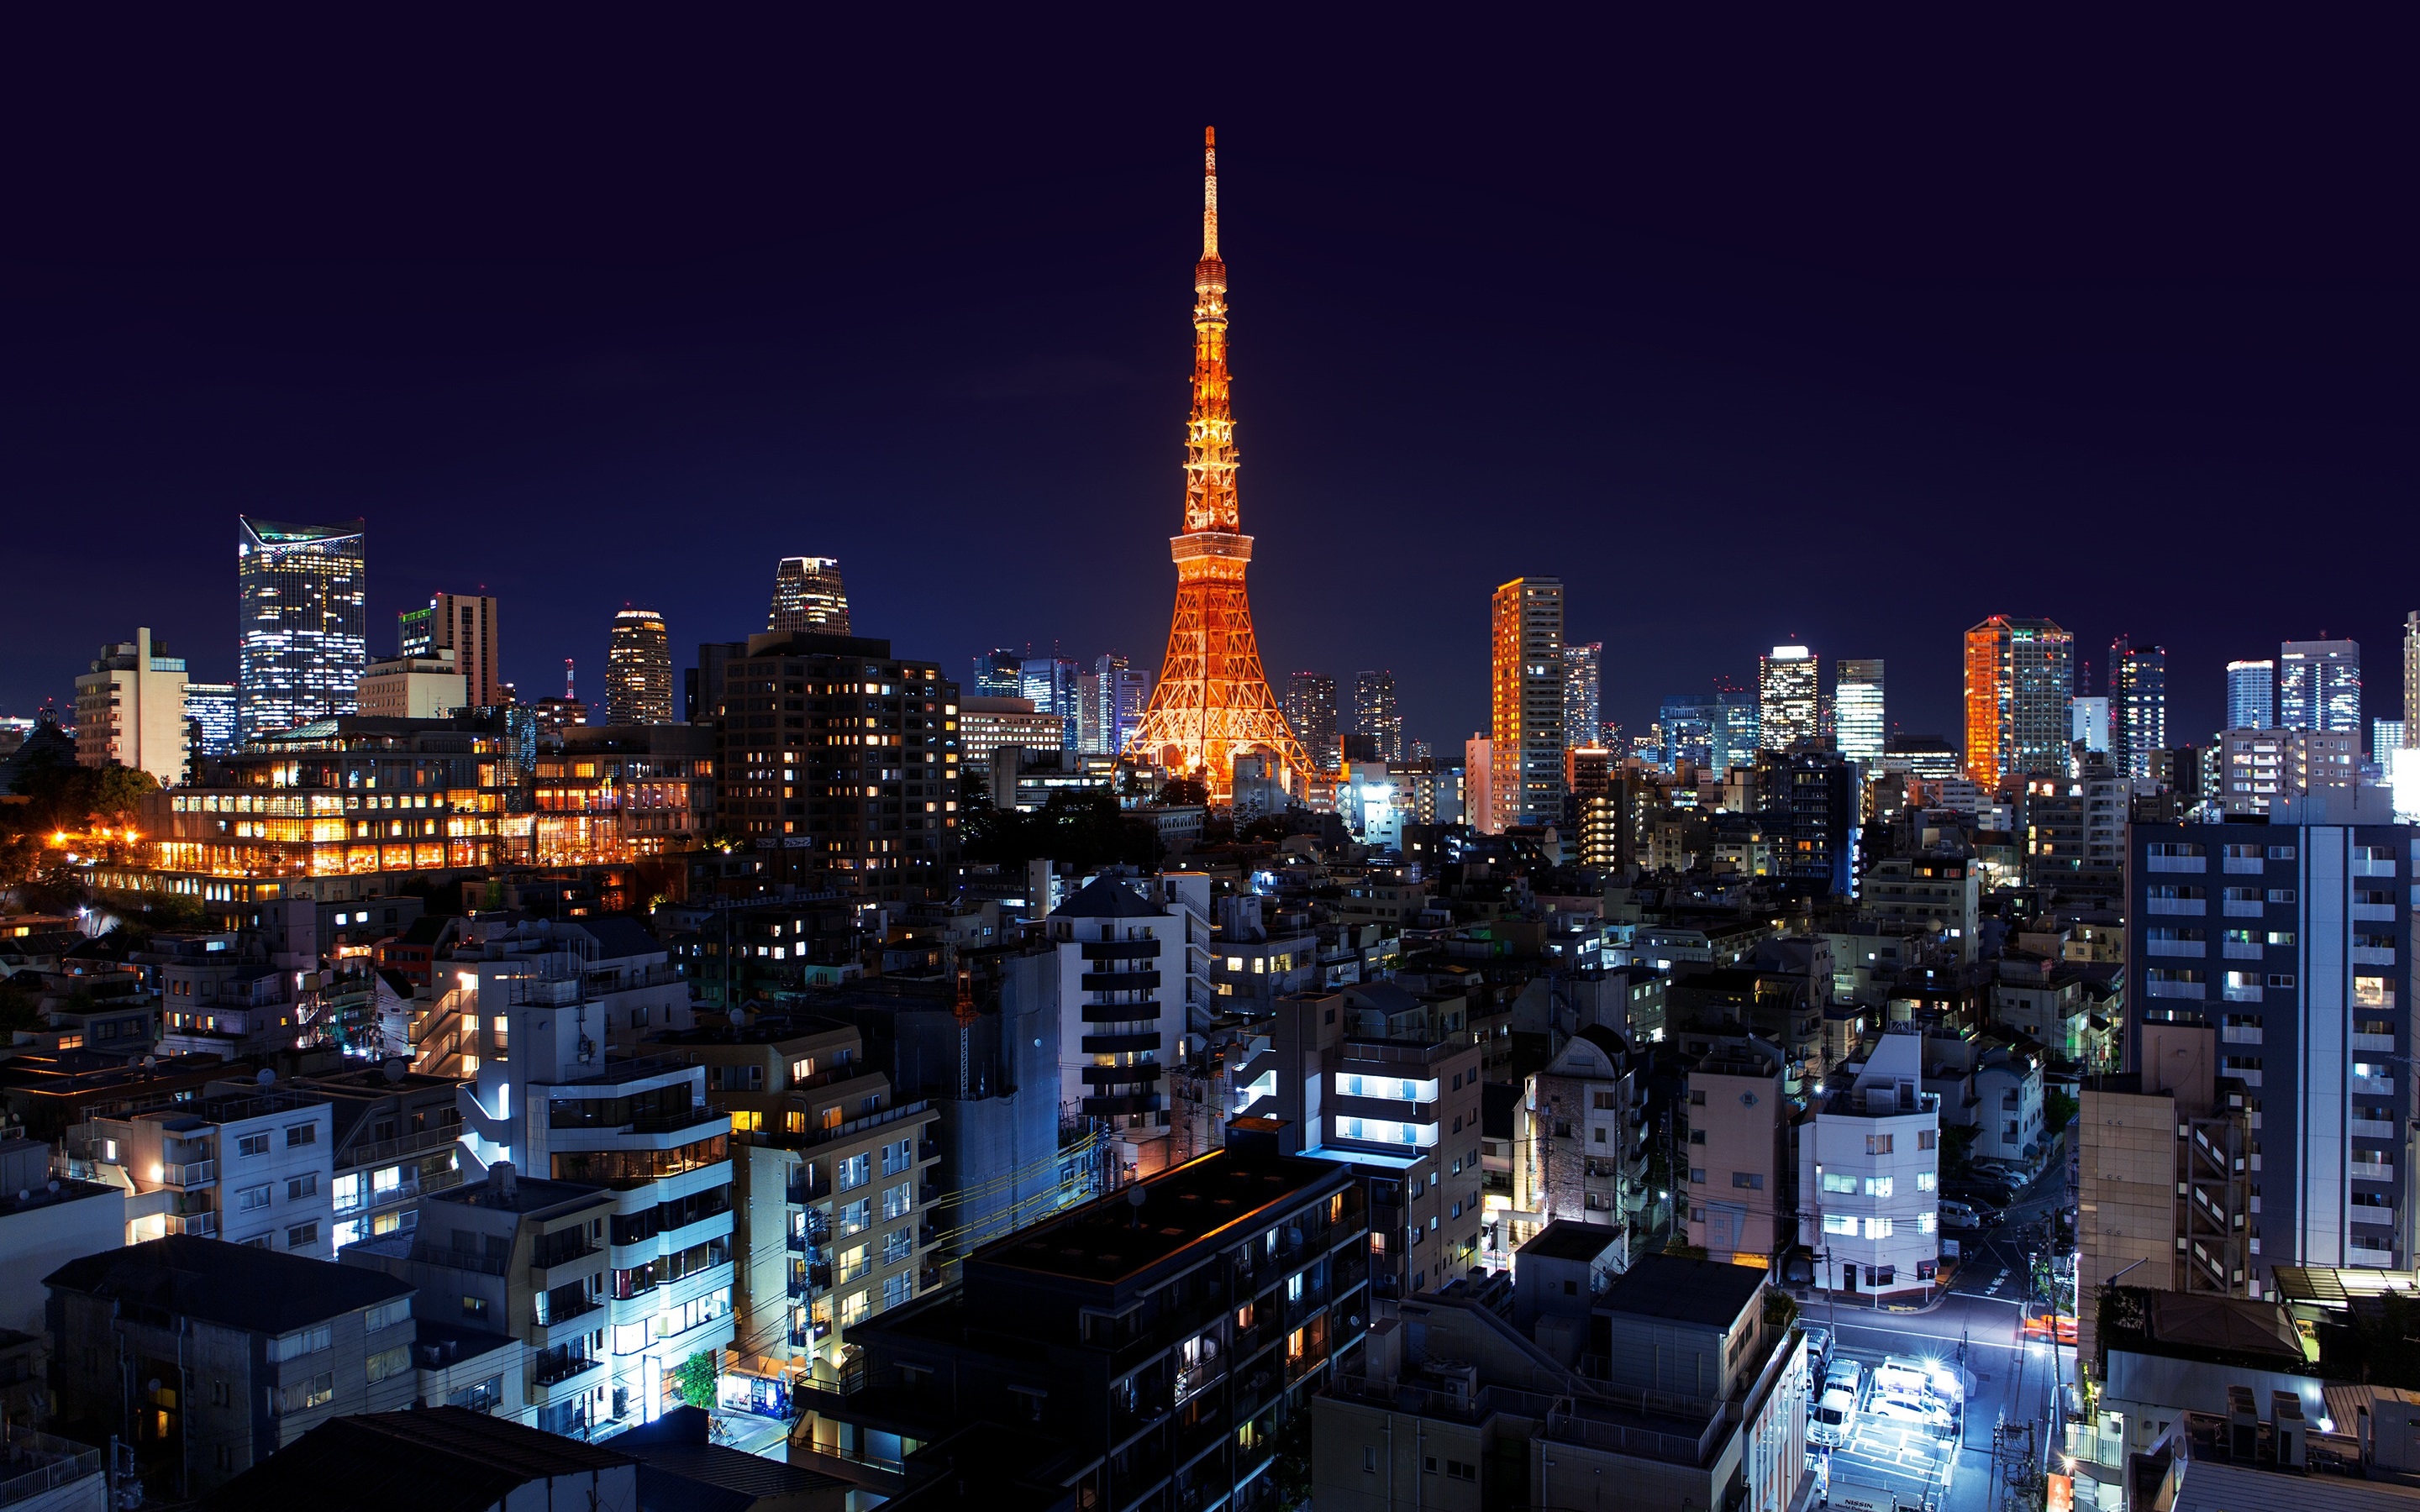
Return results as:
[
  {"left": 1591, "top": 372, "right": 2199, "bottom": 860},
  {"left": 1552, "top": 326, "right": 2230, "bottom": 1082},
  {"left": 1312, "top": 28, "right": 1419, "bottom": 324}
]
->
[{"left": 1125, "top": 127, "right": 1313, "bottom": 803}]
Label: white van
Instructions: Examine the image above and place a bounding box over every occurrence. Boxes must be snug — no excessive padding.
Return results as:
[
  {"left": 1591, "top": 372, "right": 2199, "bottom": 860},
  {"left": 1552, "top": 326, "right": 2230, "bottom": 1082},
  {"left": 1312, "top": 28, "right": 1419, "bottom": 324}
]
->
[{"left": 1809, "top": 1385, "right": 1860, "bottom": 1447}]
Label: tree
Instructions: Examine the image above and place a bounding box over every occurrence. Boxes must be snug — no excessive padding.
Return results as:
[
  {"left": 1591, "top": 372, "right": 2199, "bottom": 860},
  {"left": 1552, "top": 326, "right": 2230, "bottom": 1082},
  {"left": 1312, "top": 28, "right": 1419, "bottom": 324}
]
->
[
  {"left": 957, "top": 764, "right": 992, "bottom": 808},
  {"left": 674, "top": 1351, "right": 718, "bottom": 1408}
]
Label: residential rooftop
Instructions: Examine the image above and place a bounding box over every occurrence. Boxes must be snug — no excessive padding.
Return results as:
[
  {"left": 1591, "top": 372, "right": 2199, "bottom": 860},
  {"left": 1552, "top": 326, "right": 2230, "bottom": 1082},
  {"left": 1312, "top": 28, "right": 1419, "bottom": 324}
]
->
[
  {"left": 1521, "top": 1220, "right": 1623, "bottom": 1264},
  {"left": 1598, "top": 1252, "right": 1767, "bottom": 1329},
  {"left": 46, "top": 1235, "right": 412, "bottom": 1337},
  {"left": 980, "top": 1147, "right": 1345, "bottom": 1286}
]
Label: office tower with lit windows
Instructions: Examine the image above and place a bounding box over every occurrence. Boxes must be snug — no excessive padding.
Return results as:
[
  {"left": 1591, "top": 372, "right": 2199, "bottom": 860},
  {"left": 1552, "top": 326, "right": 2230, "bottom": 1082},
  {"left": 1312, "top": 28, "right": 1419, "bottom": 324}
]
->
[
  {"left": 1963, "top": 616, "right": 2074, "bottom": 788},
  {"left": 1080, "top": 654, "right": 1153, "bottom": 757},
  {"left": 397, "top": 591, "right": 502, "bottom": 708},
  {"left": 767, "top": 555, "right": 851, "bottom": 635},
  {"left": 2280, "top": 639, "right": 2363, "bottom": 747},
  {"left": 1833, "top": 659, "right": 1885, "bottom": 763},
  {"left": 713, "top": 631, "right": 960, "bottom": 901},
  {"left": 971, "top": 648, "right": 1022, "bottom": 700},
  {"left": 604, "top": 608, "right": 674, "bottom": 725},
  {"left": 1490, "top": 576, "right": 1565, "bottom": 829},
  {"left": 2404, "top": 612, "right": 2419, "bottom": 746},
  {"left": 2227, "top": 659, "right": 2275, "bottom": 732},
  {"left": 2070, "top": 696, "right": 2111, "bottom": 756},
  {"left": 1019, "top": 657, "right": 1081, "bottom": 751},
  {"left": 1659, "top": 694, "right": 1716, "bottom": 772},
  {"left": 1564, "top": 642, "right": 1602, "bottom": 751},
  {"left": 1757, "top": 646, "right": 1819, "bottom": 752},
  {"left": 1353, "top": 670, "right": 1403, "bottom": 763},
  {"left": 237, "top": 516, "right": 367, "bottom": 741},
  {"left": 2108, "top": 640, "right": 2167, "bottom": 783},
  {"left": 1284, "top": 672, "right": 1339, "bottom": 771},
  {"left": 73, "top": 627, "right": 187, "bottom": 786},
  {"left": 182, "top": 681, "right": 236, "bottom": 759}
]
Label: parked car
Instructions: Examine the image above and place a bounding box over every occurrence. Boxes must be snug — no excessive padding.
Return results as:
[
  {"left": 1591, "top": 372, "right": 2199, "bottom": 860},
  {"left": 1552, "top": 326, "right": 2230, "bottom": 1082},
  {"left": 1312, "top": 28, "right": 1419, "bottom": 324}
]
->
[
  {"left": 1938, "top": 1200, "right": 1983, "bottom": 1230},
  {"left": 1823, "top": 1359, "right": 1863, "bottom": 1399},
  {"left": 1808, "top": 1385, "right": 1860, "bottom": 1447},
  {"left": 1868, "top": 1392, "right": 1955, "bottom": 1435}
]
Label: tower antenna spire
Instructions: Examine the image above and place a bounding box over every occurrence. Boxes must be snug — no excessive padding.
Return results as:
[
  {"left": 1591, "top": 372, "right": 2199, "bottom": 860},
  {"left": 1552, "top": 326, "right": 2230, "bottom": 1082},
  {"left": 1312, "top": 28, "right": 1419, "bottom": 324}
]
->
[{"left": 1202, "top": 126, "right": 1218, "bottom": 259}]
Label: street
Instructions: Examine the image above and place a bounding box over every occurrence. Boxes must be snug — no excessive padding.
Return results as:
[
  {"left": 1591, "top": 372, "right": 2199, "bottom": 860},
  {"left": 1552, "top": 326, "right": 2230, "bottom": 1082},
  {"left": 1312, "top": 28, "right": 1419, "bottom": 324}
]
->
[{"left": 1806, "top": 1140, "right": 2074, "bottom": 1512}]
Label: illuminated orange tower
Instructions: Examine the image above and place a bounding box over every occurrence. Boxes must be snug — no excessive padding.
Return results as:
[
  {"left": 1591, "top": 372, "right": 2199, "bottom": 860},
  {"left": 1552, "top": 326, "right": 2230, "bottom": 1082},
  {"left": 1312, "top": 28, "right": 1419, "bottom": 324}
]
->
[{"left": 1127, "top": 127, "right": 1312, "bottom": 802}]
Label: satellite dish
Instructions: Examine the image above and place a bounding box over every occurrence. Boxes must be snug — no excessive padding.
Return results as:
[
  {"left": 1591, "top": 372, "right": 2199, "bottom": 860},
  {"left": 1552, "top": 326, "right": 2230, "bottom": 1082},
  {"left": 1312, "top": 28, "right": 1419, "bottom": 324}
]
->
[
  {"left": 381, "top": 1059, "right": 405, "bottom": 1084},
  {"left": 1127, "top": 1188, "right": 1147, "bottom": 1208},
  {"left": 13, "top": 1191, "right": 24, "bottom": 1203},
  {"left": 255, "top": 1068, "right": 276, "bottom": 1086},
  {"left": 142, "top": 1056, "right": 157, "bottom": 1072},
  {"left": 147, "top": 1378, "right": 160, "bottom": 1394}
]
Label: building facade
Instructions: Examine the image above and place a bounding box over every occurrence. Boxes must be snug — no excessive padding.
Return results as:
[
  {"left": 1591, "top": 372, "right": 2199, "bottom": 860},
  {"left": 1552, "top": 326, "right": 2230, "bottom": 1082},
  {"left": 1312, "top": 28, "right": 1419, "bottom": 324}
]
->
[
  {"left": 355, "top": 653, "right": 466, "bottom": 720},
  {"left": 397, "top": 591, "right": 503, "bottom": 709},
  {"left": 2279, "top": 638, "right": 2361, "bottom": 742},
  {"left": 1833, "top": 658, "right": 1885, "bottom": 763},
  {"left": 603, "top": 608, "right": 673, "bottom": 726},
  {"left": 2128, "top": 810, "right": 2416, "bottom": 1275},
  {"left": 2228, "top": 659, "right": 2275, "bottom": 732},
  {"left": 1964, "top": 614, "right": 2075, "bottom": 789},
  {"left": 1354, "top": 670, "right": 1403, "bottom": 764},
  {"left": 768, "top": 556, "right": 851, "bottom": 635},
  {"left": 709, "top": 630, "right": 960, "bottom": 901},
  {"left": 1757, "top": 645, "right": 1818, "bottom": 752},
  {"left": 1799, "top": 1031, "right": 1940, "bottom": 1299},
  {"left": 1284, "top": 672, "right": 1340, "bottom": 773},
  {"left": 2111, "top": 639, "right": 2168, "bottom": 783},
  {"left": 1564, "top": 642, "right": 1602, "bottom": 751},
  {"left": 184, "top": 681, "right": 239, "bottom": 761},
  {"left": 239, "top": 516, "right": 369, "bottom": 741},
  {"left": 1491, "top": 577, "right": 1565, "bottom": 831},
  {"left": 74, "top": 626, "right": 189, "bottom": 785}
]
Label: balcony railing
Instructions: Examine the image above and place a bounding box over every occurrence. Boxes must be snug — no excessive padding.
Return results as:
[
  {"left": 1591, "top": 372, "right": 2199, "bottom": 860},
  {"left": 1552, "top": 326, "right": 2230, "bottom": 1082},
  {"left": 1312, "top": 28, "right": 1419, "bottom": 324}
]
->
[
  {"left": 532, "top": 1352, "right": 603, "bottom": 1388},
  {"left": 338, "top": 1122, "right": 463, "bottom": 1171},
  {"left": 535, "top": 1294, "right": 602, "bottom": 1330},
  {"left": 160, "top": 1160, "right": 217, "bottom": 1189}
]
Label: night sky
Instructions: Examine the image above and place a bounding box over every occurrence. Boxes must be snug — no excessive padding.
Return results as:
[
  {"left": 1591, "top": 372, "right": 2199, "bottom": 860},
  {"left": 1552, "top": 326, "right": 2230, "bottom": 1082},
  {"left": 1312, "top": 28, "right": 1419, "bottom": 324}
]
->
[{"left": 3, "top": 18, "right": 2412, "bottom": 753}]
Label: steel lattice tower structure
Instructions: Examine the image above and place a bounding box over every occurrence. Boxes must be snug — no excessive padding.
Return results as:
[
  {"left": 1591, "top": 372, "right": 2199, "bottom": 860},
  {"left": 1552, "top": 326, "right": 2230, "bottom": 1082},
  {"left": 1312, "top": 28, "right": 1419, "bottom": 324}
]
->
[{"left": 1126, "top": 128, "right": 1311, "bottom": 803}]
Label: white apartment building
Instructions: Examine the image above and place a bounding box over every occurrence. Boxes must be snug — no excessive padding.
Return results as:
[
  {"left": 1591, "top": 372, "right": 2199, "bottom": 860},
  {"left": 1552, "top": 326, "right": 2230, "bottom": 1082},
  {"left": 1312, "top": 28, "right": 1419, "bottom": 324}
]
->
[
  {"left": 1050, "top": 871, "right": 1210, "bottom": 1181},
  {"left": 453, "top": 953, "right": 735, "bottom": 1436},
  {"left": 1799, "top": 1031, "right": 1939, "bottom": 1301},
  {"left": 75, "top": 1079, "right": 336, "bottom": 1256},
  {"left": 2217, "top": 727, "right": 2360, "bottom": 814},
  {"left": 72, "top": 627, "right": 187, "bottom": 786}
]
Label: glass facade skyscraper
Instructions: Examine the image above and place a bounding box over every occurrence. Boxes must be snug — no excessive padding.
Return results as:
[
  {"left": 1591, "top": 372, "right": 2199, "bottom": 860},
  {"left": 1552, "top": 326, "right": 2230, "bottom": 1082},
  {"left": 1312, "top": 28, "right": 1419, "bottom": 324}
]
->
[
  {"left": 1833, "top": 659, "right": 1885, "bottom": 762},
  {"left": 1757, "top": 645, "right": 1819, "bottom": 752},
  {"left": 1353, "top": 670, "right": 1403, "bottom": 763},
  {"left": 1563, "top": 643, "right": 1602, "bottom": 750},
  {"left": 2107, "top": 640, "right": 2166, "bottom": 782},
  {"left": 1284, "top": 672, "right": 1339, "bottom": 771},
  {"left": 766, "top": 556, "right": 850, "bottom": 635},
  {"left": 1962, "top": 615, "right": 2074, "bottom": 787},
  {"left": 2227, "top": 659, "right": 2275, "bottom": 731},
  {"left": 2279, "top": 639, "right": 2361, "bottom": 745},
  {"left": 604, "top": 607, "right": 673, "bottom": 724},
  {"left": 237, "top": 516, "right": 366, "bottom": 741}
]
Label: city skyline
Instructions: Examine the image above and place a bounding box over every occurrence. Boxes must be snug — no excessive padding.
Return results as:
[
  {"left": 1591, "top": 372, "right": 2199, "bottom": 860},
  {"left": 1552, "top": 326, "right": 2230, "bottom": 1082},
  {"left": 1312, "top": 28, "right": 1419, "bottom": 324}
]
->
[{"left": 1, "top": 29, "right": 2412, "bottom": 754}]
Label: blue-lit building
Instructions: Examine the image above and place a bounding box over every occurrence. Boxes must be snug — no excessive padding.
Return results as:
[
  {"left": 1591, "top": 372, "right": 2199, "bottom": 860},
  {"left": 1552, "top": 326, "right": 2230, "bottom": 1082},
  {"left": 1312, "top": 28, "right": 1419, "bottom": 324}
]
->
[
  {"left": 1019, "top": 656, "right": 1081, "bottom": 751},
  {"left": 2128, "top": 795, "right": 2415, "bottom": 1279},
  {"left": 2227, "top": 659, "right": 2275, "bottom": 732},
  {"left": 971, "top": 647, "right": 1022, "bottom": 699},
  {"left": 238, "top": 516, "right": 367, "bottom": 741}
]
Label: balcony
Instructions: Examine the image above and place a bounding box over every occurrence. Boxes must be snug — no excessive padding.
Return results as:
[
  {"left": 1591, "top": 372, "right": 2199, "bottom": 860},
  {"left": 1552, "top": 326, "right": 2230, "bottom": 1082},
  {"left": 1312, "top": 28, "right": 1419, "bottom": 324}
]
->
[
  {"left": 786, "top": 1229, "right": 808, "bottom": 1252},
  {"left": 629, "top": 1104, "right": 727, "bottom": 1137},
  {"left": 1081, "top": 939, "right": 1160, "bottom": 961},
  {"left": 1081, "top": 1063, "right": 1165, "bottom": 1087},
  {"left": 1081, "top": 970, "right": 1162, "bottom": 992},
  {"left": 918, "top": 1137, "right": 939, "bottom": 1163},
  {"left": 534, "top": 1294, "right": 602, "bottom": 1331},
  {"left": 2353, "top": 948, "right": 2399, "bottom": 967},
  {"left": 1081, "top": 1093, "right": 1163, "bottom": 1117},
  {"left": 530, "top": 1355, "right": 608, "bottom": 1404},
  {"left": 2354, "top": 1033, "right": 2396, "bottom": 1053},
  {"left": 2146, "top": 899, "right": 2206, "bottom": 916},
  {"left": 1081, "top": 1000, "right": 1163, "bottom": 1024},
  {"left": 1081, "top": 1032, "right": 1163, "bottom": 1056},
  {"left": 2145, "top": 941, "right": 2205, "bottom": 958},
  {"left": 164, "top": 1210, "right": 217, "bottom": 1237},
  {"left": 160, "top": 1160, "right": 217, "bottom": 1189}
]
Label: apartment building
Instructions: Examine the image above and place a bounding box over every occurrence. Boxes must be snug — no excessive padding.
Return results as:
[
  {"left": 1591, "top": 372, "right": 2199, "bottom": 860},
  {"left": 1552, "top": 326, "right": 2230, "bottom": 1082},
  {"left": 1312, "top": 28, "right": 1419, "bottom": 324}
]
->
[
  {"left": 346, "top": 1162, "right": 617, "bottom": 1436},
  {"left": 1682, "top": 1037, "right": 1790, "bottom": 1268},
  {"left": 73, "top": 627, "right": 188, "bottom": 786},
  {"left": 74, "top": 1080, "right": 334, "bottom": 1254},
  {"left": 1797, "top": 1031, "right": 1940, "bottom": 1300},
  {"left": 1050, "top": 873, "right": 1208, "bottom": 1180},
  {"left": 654, "top": 1013, "right": 941, "bottom": 1403},
  {"left": 45, "top": 1236, "right": 417, "bottom": 1494},
  {"left": 1518, "top": 1027, "right": 1648, "bottom": 1261},
  {"left": 2076, "top": 1022, "right": 2253, "bottom": 1370},
  {"left": 0, "top": 1138, "right": 124, "bottom": 1337},
  {"left": 1237, "top": 992, "right": 1484, "bottom": 1298},
  {"left": 1860, "top": 854, "right": 1981, "bottom": 962},
  {"left": 795, "top": 1127, "right": 1367, "bottom": 1512},
  {"left": 2128, "top": 806, "right": 2414, "bottom": 1276},
  {"left": 453, "top": 955, "right": 737, "bottom": 1435},
  {"left": 292, "top": 1060, "right": 466, "bottom": 1254},
  {"left": 1313, "top": 1256, "right": 1811, "bottom": 1512},
  {"left": 534, "top": 722, "right": 718, "bottom": 864}
]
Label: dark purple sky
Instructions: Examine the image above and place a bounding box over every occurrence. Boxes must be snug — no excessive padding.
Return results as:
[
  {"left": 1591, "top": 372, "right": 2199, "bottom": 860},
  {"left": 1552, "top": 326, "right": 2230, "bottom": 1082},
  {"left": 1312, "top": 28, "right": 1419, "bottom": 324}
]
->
[{"left": 3, "top": 17, "right": 2413, "bottom": 752}]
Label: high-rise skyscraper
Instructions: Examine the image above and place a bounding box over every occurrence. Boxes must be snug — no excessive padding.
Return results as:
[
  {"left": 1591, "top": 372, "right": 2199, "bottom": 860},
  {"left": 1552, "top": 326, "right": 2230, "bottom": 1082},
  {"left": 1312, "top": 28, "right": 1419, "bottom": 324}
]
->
[
  {"left": 1756, "top": 646, "right": 1819, "bottom": 752},
  {"left": 1284, "top": 673, "right": 1340, "bottom": 771},
  {"left": 1963, "top": 616, "right": 2075, "bottom": 788},
  {"left": 1127, "top": 130, "right": 1311, "bottom": 800},
  {"left": 971, "top": 648, "right": 1023, "bottom": 700},
  {"left": 1082, "top": 654, "right": 1154, "bottom": 758},
  {"left": 2279, "top": 638, "right": 2361, "bottom": 743},
  {"left": 397, "top": 591, "right": 502, "bottom": 708},
  {"left": 2226, "top": 659, "right": 2275, "bottom": 731},
  {"left": 1490, "top": 576, "right": 1565, "bottom": 830},
  {"left": 1020, "top": 657, "right": 1081, "bottom": 752},
  {"left": 1833, "top": 659, "right": 1885, "bottom": 763},
  {"left": 182, "top": 681, "right": 238, "bottom": 759},
  {"left": 1353, "top": 671, "right": 1403, "bottom": 763},
  {"left": 1564, "top": 643, "right": 1602, "bottom": 752},
  {"left": 604, "top": 608, "right": 673, "bottom": 725},
  {"left": 2107, "top": 640, "right": 2167, "bottom": 783},
  {"left": 238, "top": 516, "right": 367, "bottom": 740},
  {"left": 767, "top": 556, "right": 850, "bottom": 635},
  {"left": 2404, "top": 612, "right": 2420, "bottom": 748}
]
